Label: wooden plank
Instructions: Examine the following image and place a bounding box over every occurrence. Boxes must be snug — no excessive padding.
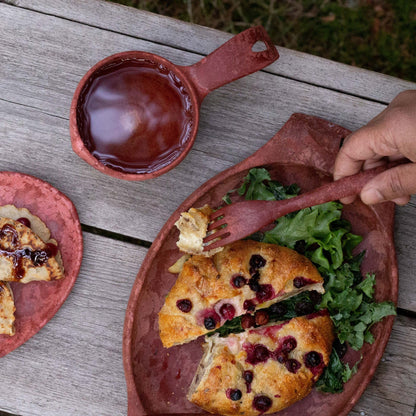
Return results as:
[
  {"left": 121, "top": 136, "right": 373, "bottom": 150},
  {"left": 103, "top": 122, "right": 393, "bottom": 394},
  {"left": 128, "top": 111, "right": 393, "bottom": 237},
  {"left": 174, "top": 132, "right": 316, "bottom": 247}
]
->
[
  {"left": 9, "top": 0, "right": 416, "bottom": 104},
  {"left": 1, "top": 4, "right": 415, "bottom": 312},
  {"left": 350, "top": 316, "right": 416, "bottom": 416},
  {"left": 0, "top": 232, "right": 147, "bottom": 416},
  {"left": 395, "top": 201, "right": 416, "bottom": 313}
]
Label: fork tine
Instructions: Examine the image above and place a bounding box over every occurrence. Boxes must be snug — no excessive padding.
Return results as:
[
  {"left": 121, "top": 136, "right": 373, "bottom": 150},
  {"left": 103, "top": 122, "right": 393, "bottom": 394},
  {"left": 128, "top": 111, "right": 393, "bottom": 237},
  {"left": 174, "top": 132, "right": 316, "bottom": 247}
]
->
[
  {"left": 203, "top": 227, "right": 229, "bottom": 244},
  {"left": 203, "top": 237, "right": 230, "bottom": 252},
  {"left": 209, "top": 207, "right": 226, "bottom": 220},
  {"left": 203, "top": 234, "right": 231, "bottom": 251},
  {"left": 207, "top": 216, "right": 227, "bottom": 232}
]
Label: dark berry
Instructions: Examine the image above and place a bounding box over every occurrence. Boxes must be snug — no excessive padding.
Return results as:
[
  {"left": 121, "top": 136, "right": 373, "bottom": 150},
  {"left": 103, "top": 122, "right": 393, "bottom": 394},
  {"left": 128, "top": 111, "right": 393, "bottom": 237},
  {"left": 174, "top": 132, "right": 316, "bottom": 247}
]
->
[
  {"left": 243, "top": 300, "right": 256, "bottom": 311},
  {"left": 249, "top": 254, "right": 266, "bottom": 269},
  {"left": 227, "top": 388, "right": 242, "bottom": 401},
  {"left": 243, "top": 370, "right": 253, "bottom": 384},
  {"left": 231, "top": 274, "right": 247, "bottom": 288},
  {"left": 253, "top": 344, "right": 270, "bottom": 363},
  {"left": 45, "top": 243, "right": 58, "bottom": 258},
  {"left": 31, "top": 250, "right": 48, "bottom": 266},
  {"left": 241, "top": 314, "right": 256, "bottom": 329},
  {"left": 17, "top": 217, "right": 31, "bottom": 228},
  {"left": 295, "top": 300, "right": 314, "bottom": 316},
  {"left": 305, "top": 351, "right": 322, "bottom": 368},
  {"left": 294, "top": 240, "right": 306, "bottom": 254},
  {"left": 249, "top": 268, "right": 260, "bottom": 278},
  {"left": 285, "top": 359, "right": 301, "bottom": 373},
  {"left": 256, "top": 284, "right": 274, "bottom": 303},
  {"left": 245, "top": 343, "right": 270, "bottom": 365},
  {"left": 204, "top": 316, "right": 217, "bottom": 330},
  {"left": 220, "top": 303, "right": 236, "bottom": 321},
  {"left": 253, "top": 395, "right": 272, "bottom": 412},
  {"left": 176, "top": 299, "right": 192, "bottom": 313},
  {"left": 269, "top": 302, "right": 287, "bottom": 316},
  {"left": 333, "top": 338, "right": 348, "bottom": 358},
  {"left": 249, "top": 278, "right": 261, "bottom": 292},
  {"left": 293, "top": 276, "right": 307, "bottom": 288},
  {"left": 309, "top": 290, "right": 323, "bottom": 306},
  {"left": 274, "top": 351, "right": 287, "bottom": 363},
  {"left": 281, "top": 336, "right": 297, "bottom": 353},
  {"left": 254, "top": 310, "right": 269, "bottom": 326}
]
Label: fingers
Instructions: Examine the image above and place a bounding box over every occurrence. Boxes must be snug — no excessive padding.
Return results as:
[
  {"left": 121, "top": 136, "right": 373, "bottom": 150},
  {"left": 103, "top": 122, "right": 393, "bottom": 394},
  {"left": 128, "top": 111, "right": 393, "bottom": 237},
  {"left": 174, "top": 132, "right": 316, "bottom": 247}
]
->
[
  {"left": 334, "top": 128, "right": 392, "bottom": 204},
  {"left": 334, "top": 125, "right": 399, "bottom": 181},
  {"left": 333, "top": 90, "right": 416, "bottom": 206},
  {"left": 360, "top": 163, "right": 416, "bottom": 205}
]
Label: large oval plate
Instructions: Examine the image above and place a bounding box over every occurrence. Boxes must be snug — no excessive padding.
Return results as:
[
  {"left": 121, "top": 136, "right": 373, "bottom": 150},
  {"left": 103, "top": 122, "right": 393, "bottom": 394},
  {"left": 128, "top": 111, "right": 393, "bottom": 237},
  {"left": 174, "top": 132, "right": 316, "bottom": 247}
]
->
[
  {"left": 123, "top": 114, "right": 397, "bottom": 416},
  {"left": 0, "top": 172, "right": 83, "bottom": 357}
]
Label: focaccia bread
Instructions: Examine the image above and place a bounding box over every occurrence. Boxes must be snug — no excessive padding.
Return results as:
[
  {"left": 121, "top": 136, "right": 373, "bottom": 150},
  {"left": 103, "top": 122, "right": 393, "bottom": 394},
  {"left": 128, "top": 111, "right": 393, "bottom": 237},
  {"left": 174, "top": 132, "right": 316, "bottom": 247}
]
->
[
  {"left": 0, "top": 281, "right": 15, "bottom": 336},
  {"left": 188, "top": 312, "right": 334, "bottom": 416},
  {"left": 174, "top": 205, "right": 222, "bottom": 256},
  {"left": 0, "top": 205, "right": 53, "bottom": 242},
  {"left": 159, "top": 240, "right": 324, "bottom": 348},
  {"left": 0, "top": 214, "right": 64, "bottom": 283}
]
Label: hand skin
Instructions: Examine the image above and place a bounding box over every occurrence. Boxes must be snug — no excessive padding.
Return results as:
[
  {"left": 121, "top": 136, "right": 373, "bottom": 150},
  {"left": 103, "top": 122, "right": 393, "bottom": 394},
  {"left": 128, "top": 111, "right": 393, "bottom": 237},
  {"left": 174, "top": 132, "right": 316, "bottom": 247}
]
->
[{"left": 334, "top": 90, "right": 416, "bottom": 205}]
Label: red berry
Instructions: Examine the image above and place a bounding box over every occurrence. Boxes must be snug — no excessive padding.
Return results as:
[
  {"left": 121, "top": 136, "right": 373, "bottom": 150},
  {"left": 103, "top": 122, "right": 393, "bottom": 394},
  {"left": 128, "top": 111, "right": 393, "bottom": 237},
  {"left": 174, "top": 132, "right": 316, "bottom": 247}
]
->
[{"left": 219, "top": 303, "right": 236, "bottom": 321}]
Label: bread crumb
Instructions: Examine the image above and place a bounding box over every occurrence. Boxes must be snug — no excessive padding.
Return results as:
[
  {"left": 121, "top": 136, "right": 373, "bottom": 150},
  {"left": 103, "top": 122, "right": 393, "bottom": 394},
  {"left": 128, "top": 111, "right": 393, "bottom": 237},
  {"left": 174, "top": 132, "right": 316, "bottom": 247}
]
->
[{"left": 174, "top": 205, "right": 223, "bottom": 257}]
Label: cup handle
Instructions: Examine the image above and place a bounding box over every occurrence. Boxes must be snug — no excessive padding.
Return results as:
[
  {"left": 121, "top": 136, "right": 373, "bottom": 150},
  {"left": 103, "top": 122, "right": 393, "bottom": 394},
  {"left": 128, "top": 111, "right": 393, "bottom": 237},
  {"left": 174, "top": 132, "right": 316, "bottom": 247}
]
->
[{"left": 179, "top": 26, "right": 279, "bottom": 102}]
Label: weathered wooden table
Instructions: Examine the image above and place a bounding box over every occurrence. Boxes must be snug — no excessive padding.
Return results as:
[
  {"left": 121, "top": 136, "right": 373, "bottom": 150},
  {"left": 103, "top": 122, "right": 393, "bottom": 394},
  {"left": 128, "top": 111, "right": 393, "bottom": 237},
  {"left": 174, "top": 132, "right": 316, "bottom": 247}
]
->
[{"left": 1, "top": 1, "right": 416, "bottom": 415}]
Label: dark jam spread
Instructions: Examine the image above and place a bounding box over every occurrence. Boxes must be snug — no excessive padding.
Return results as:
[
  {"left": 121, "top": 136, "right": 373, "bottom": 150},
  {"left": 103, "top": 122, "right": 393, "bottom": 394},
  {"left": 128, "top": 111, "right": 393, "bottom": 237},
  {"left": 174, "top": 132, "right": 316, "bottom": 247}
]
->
[
  {"left": 76, "top": 58, "right": 194, "bottom": 174},
  {"left": 0, "top": 223, "right": 57, "bottom": 280}
]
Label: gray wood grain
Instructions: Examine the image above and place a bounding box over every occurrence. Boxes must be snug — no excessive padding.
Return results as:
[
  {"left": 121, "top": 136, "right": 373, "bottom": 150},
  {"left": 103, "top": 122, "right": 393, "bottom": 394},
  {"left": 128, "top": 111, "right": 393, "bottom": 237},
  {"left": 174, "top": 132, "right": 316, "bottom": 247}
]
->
[
  {"left": 350, "top": 315, "right": 416, "bottom": 416},
  {"left": 10, "top": 0, "right": 416, "bottom": 104}
]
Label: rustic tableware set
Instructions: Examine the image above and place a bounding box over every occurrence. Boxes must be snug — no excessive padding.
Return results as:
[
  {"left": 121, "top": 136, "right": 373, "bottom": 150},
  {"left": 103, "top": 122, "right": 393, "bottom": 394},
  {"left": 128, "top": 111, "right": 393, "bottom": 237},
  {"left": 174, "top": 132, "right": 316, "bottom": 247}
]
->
[{"left": 1, "top": 24, "right": 398, "bottom": 416}]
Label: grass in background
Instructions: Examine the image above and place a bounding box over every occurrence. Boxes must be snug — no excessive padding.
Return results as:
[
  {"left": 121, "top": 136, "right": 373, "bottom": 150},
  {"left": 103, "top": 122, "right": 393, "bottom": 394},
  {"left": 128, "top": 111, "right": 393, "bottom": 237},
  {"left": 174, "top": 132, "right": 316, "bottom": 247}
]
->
[{"left": 109, "top": 0, "right": 416, "bottom": 82}]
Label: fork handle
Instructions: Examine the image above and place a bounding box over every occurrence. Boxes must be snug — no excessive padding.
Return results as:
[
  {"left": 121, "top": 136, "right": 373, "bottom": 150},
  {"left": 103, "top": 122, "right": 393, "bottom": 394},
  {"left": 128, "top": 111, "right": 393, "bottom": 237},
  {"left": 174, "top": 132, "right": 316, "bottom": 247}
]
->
[{"left": 266, "top": 160, "right": 408, "bottom": 217}]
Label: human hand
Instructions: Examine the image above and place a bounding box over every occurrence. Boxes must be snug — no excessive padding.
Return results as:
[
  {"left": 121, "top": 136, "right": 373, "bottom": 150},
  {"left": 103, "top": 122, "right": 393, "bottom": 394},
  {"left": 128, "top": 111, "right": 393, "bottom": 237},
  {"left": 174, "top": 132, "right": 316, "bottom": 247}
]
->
[{"left": 334, "top": 90, "right": 416, "bottom": 205}]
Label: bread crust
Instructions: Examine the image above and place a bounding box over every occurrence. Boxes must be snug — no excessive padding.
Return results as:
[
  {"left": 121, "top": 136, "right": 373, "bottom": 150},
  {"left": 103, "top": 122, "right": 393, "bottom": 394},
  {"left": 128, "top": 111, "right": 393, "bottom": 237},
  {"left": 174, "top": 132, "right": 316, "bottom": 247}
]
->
[
  {"left": 159, "top": 240, "right": 324, "bottom": 347},
  {"left": 189, "top": 314, "right": 334, "bottom": 416},
  {"left": 0, "top": 281, "right": 15, "bottom": 336}
]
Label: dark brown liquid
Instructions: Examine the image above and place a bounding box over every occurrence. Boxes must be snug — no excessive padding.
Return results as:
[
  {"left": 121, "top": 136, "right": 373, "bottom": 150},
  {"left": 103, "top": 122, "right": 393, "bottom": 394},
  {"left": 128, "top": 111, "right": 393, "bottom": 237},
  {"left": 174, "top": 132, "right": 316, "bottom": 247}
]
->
[{"left": 77, "top": 59, "right": 194, "bottom": 174}]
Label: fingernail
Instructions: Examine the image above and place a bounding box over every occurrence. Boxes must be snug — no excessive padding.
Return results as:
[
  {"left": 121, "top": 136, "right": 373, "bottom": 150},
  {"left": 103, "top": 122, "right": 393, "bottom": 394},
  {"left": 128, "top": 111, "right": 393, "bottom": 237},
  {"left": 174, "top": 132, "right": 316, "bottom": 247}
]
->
[{"left": 361, "top": 188, "right": 384, "bottom": 205}]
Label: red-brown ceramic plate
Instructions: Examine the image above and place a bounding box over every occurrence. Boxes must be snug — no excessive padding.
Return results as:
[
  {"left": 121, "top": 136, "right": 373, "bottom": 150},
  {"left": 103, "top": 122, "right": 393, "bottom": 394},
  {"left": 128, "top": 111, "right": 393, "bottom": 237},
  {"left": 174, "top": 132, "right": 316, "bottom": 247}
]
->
[
  {"left": 0, "top": 172, "right": 83, "bottom": 357},
  {"left": 123, "top": 113, "right": 398, "bottom": 416}
]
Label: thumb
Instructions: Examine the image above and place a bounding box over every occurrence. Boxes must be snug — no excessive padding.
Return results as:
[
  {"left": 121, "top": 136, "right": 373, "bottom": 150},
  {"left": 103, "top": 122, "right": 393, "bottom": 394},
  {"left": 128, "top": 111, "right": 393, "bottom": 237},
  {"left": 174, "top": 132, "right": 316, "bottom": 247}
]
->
[{"left": 361, "top": 163, "right": 416, "bottom": 205}]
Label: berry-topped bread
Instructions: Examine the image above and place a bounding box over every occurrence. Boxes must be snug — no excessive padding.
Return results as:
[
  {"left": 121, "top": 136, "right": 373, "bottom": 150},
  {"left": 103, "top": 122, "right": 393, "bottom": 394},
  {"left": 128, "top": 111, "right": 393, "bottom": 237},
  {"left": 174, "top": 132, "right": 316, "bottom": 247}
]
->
[
  {"left": 0, "top": 281, "right": 15, "bottom": 336},
  {"left": 0, "top": 205, "right": 65, "bottom": 336},
  {"left": 159, "top": 240, "right": 324, "bottom": 348},
  {"left": 188, "top": 312, "right": 334, "bottom": 416},
  {"left": 174, "top": 204, "right": 223, "bottom": 256},
  {"left": 0, "top": 213, "right": 63, "bottom": 283}
]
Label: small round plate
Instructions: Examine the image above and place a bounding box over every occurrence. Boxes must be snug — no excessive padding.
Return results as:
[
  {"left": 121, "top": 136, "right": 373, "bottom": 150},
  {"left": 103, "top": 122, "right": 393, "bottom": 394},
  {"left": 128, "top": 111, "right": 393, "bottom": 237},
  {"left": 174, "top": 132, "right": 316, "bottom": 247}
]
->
[{"left": 0, "top": 172, "right": 83, "bottom": 357}]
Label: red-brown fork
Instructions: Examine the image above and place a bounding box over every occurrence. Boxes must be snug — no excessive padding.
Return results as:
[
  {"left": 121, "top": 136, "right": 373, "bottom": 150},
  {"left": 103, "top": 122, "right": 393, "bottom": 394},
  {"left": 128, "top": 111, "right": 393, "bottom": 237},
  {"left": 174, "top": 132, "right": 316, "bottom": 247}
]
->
[{"left": 203, "top": 161, "right": 407, "bottom": 251}]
